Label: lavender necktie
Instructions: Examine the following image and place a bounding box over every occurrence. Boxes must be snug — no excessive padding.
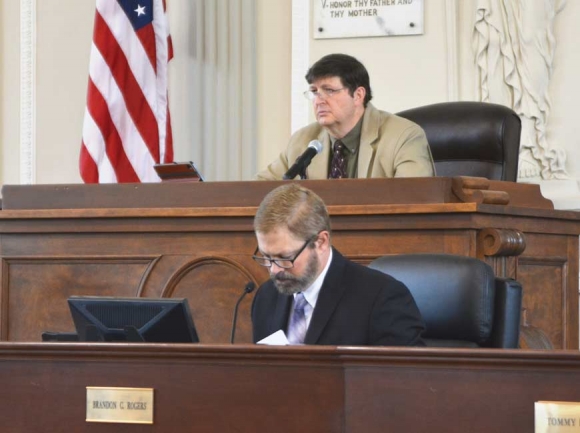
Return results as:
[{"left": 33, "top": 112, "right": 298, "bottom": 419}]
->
[
  {"left": 329, "top": 140, "right": 348, "bottom": 179},
  {"left": 287, "top": 293, "right": 309, "bottom": 345}
]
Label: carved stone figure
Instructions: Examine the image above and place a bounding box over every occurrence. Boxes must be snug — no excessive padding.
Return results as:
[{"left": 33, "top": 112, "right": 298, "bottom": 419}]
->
[{"left": 473, "top": 0, "right": 568, "bottom": 180}]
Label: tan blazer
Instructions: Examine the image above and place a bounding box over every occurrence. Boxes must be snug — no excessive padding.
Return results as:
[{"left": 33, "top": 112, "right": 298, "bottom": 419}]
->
[{"left": 256, "top": 103, "right": 435, "bottom": 180}]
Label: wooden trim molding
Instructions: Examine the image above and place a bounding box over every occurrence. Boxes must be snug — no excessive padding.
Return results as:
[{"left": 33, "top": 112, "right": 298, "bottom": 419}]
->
[{"left": 477, "top": 228, "right": 526, "bottom": 257}]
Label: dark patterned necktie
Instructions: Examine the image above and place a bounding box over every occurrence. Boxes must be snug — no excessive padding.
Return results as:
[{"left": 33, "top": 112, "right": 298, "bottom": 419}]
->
[{"left": 329, "top": 140, "right": 348, "bottom": 179}]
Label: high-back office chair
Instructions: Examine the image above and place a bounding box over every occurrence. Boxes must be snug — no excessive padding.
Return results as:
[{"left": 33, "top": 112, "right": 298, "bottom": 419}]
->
[
  {"left": 369, "top": 254, "right": 523, "bottom": 348},
  {"left": 397, "top": 102, "right": 521, "bottom": 181}
]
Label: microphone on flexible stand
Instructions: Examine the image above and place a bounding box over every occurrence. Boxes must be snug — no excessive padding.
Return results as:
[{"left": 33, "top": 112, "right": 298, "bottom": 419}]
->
[
  {"left": 230, "top": 281, "right": 256, "bottom": 344},
  {"left": 283, "top": 140, "right": 323, "bottom": 180}
]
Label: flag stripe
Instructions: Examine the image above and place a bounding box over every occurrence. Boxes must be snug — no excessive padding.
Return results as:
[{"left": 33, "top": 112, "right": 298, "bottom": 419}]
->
[
  {"left": 85, "top": 79, "right": 140, "bottom": 182},
  {"left": 136, "top": 25, "right": 157, "bottom": 72},
  {"left": 88, "top": 42, "right": 157, "bottom": 181},
  {"left": 79, "top": 143, "right": 99, "bottom": 183},
  {"left": 93, "top": 11, "right": 160, "bottom": 162},
  {"left": 82, "top": 108, "right": 119, "bottom": 184},
  {"left": 97, "top": 1, "right": 159, "bottom": 113},
  {"left": 151, "top": 0, "right": 171, "bottom": 162},
  {"left": 164, "top": 106, "right": 173, "bottom": 163},
  {"left": 80, "top": 0, "right": 173, "bottom": 184}
]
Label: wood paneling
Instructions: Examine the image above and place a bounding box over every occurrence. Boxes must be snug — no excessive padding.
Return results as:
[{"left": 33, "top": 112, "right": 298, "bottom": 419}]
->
[
  {"left": 0, "top": 179, "right": 578, "bottom": 348},
  {"left": 3, "top": 258, "right": 154, "bottom": 340},
  {"left": 2, "top": 344, "right": 580, "bottom": 432}
]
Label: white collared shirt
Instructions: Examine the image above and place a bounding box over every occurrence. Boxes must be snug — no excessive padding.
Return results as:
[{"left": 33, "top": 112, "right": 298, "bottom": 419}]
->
[{"left": 288, "top": 248, "right": 333, "bottom": 330}]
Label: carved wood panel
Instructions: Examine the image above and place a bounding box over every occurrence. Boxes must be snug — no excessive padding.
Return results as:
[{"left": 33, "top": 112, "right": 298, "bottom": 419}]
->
[
  {"left": 1, "top": 258, "right": 154, "bottom": 341},
  {"left": 516, "top": 258, "right": 567, "bottom": 348},
  {"left": 0, "top": 181, "right": 578, "bottom": 349},
  {"left": 161, "top": 256, "right": 258, "bottom": 344}
]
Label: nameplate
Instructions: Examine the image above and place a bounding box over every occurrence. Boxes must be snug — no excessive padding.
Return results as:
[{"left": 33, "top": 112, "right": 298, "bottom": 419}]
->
[
  {"left": 86, "top": 387, "right": 154, "bottom": 424},
  {"left": 536, "top": 401, "right": 580, "bottom": 432}
]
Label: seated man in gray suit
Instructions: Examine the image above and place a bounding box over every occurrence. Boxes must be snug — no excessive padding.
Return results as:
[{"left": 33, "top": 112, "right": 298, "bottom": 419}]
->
[
  {"left": 257, "top": 53, "right": 435, "bottom": 180},
  {"left": 251, "top": 183, "right": 425, "bottom": 346}
]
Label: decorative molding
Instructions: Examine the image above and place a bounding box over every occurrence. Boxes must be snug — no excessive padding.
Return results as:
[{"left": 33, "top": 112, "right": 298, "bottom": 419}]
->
[
  {"left": 451, "top": 176, "right": 510, "bottom": 205},
  {"left": 477, "top": 228, "right": 526, "bottom": 257},
  {"left": 291, "top": 0, "right": 310, "bottom": 133},
  {"left": 444, "top": 0, "right": 459, "bottom": 101},
  {"left": 20, "top": 0, "right": 36, "bottom": 185},
  {"left": 161, "top": 256, "right": 256, "bottom": 298},
  {"left": 482, "top": 256, "right": 518, "bottom": 280}
]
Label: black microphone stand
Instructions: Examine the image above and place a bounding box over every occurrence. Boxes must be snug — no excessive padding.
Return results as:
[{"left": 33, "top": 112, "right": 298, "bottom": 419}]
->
[{"left": 230, "top": 282, "right": 256, "bottom": 344}]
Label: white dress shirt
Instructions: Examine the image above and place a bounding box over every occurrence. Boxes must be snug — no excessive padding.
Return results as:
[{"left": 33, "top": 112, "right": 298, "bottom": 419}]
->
[{"left": 288, "top": 248, "right": 333, "bottom": 330}]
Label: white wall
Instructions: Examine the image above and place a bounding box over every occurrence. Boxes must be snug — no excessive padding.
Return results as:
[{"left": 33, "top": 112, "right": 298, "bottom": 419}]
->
[
  {"left": 0, "top": 0, "right": 93, "bottom": 185},
  {"left": 0, "top": 0, "right": 579, "bottom": 188},
  {"left": 550, "top": 1, "right": 580, "bottom": 178},
  {"left": 310, "top": 1, "right": 450, "bottom": 113},
  {"left": 35, "top": 0, "right": 93, "bottom": 184},
  {"left": 0, "top": 0, "right": 21, "bottom": 184},
  {"left": 256, "top": 0, "right": 292, "bottom": 172}
]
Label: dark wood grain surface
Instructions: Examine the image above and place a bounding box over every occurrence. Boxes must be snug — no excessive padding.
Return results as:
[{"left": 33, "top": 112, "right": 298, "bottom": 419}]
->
[
  {"left": 0, "top": 178, "right": 578, "bottom": 349},
  {"left": 1, "top": 343, "right": 580, "bottom": 433}
]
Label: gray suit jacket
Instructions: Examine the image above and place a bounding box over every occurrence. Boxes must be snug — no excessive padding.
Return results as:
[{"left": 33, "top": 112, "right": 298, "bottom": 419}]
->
[{"left": 257, "top": 104, "right": 435, "bottom": 180}]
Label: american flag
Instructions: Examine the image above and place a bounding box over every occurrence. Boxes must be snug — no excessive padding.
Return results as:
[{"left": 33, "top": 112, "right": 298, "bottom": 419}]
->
[{"left": 80, "top": 0, "right": 173, "bottom": 183}]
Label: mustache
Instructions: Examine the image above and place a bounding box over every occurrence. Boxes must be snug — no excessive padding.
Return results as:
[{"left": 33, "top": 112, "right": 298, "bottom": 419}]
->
[
  {"left": 271, "top": 271, "right": 297, "bottom": 282},
  {"left": 271, "top": 271, "right": 304, "bottom": 295}
]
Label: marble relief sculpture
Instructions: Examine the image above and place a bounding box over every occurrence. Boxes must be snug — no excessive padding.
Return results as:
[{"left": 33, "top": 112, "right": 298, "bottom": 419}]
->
[{"left": 473, "top": 0, "right": 568, "bottom": 180}]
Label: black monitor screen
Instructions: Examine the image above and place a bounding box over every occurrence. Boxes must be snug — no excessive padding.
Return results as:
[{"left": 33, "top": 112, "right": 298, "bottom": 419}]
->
[{"left": 68, "top": 296, "right": 199, "bottom": 343}]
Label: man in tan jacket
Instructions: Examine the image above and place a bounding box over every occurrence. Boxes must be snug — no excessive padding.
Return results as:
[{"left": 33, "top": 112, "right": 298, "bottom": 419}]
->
[{"left": 256, "top": 53, "right": 435, "bottom": 180}]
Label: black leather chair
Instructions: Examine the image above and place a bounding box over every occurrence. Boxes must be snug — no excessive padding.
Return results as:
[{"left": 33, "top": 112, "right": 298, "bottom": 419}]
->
[
  {"left": 397, "top": 102, "right": 521, "bottom": 181},
  {"left": 369, "top": 254, "right": 522, "bottom": 348}
]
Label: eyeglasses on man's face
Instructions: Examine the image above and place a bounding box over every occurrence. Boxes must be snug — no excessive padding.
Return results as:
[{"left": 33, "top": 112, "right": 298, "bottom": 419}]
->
[
  {"left": 252, "top": 235, "right": 317, "bottom": 269},
  {"left": 303, "top": 87, "right": 346, "bottom": 101}
]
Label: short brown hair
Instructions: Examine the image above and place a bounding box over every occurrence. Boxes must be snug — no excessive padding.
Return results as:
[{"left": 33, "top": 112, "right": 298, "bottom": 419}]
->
[
  {"left": 305, "top": 53, "right": 373, "bottom": 107},
  {"left": 254, "top": 183, "right": 331, "bottom": 241}
]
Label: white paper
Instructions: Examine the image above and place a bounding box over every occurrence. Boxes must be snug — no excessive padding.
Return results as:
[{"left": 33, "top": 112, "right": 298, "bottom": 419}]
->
[{"left": 257, "top": 330, "right": 290, "bottom": 345}]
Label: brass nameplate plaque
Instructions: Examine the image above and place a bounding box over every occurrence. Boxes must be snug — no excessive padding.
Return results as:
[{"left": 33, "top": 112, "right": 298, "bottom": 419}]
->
[
  {"left": 86, "top": 387, "right": 154, "bottom": 424},
  {"left": 536, "top": 401, "right": 580, "bottom": 432}
]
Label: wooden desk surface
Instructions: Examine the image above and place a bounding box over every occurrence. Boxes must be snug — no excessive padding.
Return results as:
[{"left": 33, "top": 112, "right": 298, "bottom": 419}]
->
[{"left": 1, "top": 343, "right": 580, "bottom": 433}]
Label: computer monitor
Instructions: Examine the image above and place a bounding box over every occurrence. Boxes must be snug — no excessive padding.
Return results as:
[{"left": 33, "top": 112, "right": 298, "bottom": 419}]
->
[{"left": 67, "top": 296, "right": 199, "bottom": 343}]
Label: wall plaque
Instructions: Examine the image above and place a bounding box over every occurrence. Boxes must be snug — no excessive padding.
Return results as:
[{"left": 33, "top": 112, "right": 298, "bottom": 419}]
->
[
  {"left": 86, "top": 387, "right": 154, "bottom": 424},
  {"left": 313, "top": 0, "right": 424, "bottom": 39},
  {"left": 536, "top": 401, "right": 580, "bottom": 432}
]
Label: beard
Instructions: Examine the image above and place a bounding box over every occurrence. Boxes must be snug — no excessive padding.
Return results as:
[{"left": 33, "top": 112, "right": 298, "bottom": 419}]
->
[{"left": 271, "top": 250, "right": 320, "bottom": 295}]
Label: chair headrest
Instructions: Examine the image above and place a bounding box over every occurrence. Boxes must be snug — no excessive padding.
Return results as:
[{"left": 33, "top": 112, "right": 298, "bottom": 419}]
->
[
  {"left": 369, "top": 254, "right": 496, "bottom": 345},
  {"left": 397, "top": 102, "right": 521, "bottom": 181}
]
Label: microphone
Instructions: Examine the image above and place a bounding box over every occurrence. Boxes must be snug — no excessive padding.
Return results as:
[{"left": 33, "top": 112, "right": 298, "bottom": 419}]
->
[
  {"left": 230, "top": 281, "right": 256, "bottom": 344},
  {"left": 283, "top": 140, "right": 323, "bottom": 180}
]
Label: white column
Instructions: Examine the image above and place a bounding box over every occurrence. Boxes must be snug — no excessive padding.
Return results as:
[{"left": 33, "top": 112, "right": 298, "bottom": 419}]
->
[{"left": 20, "top": 0, "right": 36, "bottom": 184}]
